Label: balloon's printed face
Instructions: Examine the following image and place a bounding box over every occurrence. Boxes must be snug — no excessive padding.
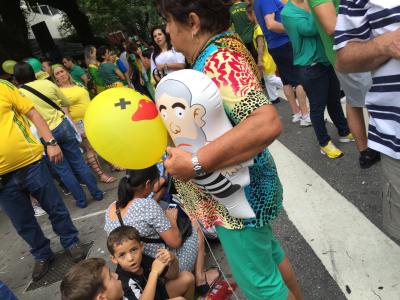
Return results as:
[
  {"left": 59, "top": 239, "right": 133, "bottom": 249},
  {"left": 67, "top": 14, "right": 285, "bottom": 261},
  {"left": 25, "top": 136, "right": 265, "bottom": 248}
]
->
[
  {"left": 157, "top": 93, "right": 207, "bottom": 153},
  {"left": 114, "top": 97, "right": 158, "bottom": 122},
  {"left": 85, "top": 88, "right": 167, "bottom": 169}
]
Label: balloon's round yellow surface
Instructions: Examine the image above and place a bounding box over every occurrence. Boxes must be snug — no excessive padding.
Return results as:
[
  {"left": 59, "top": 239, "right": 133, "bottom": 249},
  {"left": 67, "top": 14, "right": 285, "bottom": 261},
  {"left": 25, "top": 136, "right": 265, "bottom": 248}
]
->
[
  {"left": 2, "top": 60, "right": 17, "bottom": 74},
  {"left": 85, "top": 88, "right": 167, "bottom": 169}
]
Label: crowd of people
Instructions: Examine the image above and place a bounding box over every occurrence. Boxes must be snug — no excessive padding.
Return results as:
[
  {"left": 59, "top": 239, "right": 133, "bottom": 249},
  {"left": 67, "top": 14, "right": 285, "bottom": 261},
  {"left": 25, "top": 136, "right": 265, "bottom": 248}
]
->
[{"left": 1, "top": 0, "right": 399, "bottom": 299}]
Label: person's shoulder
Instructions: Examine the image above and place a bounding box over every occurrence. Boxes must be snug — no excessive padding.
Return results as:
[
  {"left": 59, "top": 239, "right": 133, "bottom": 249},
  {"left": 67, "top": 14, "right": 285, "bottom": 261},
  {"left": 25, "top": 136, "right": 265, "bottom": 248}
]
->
[{"left": 0, "top": 79, "right": 17, "bottom": 92}]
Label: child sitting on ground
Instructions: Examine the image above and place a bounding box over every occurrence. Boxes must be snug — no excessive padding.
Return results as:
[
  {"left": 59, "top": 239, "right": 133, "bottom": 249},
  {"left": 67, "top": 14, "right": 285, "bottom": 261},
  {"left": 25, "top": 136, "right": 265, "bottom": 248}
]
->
[
  {"left": 60, "top": 257, "right": 124, "bottom": 300},
  {"left": 107, "top": 225, "right": 195, "bottom": 300}
]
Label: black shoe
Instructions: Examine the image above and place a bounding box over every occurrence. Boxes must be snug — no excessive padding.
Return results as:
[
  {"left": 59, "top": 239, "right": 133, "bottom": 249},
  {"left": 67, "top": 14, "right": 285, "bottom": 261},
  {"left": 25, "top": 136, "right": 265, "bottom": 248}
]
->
[
  {"left": 359, "top": 148, "right": 381, "bottom": 169},
  {"left": 68, "top": 244, "right": 85, "bottom": 263},
  {"left": 32, "top": 256, "right": 54, "bottom": 281}
]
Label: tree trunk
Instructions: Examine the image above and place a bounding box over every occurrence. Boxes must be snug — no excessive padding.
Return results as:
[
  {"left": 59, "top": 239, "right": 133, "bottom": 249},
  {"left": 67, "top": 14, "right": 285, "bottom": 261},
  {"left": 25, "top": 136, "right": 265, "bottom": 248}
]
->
[
  {"left": 32, "top": 0, "right": 95, "bottom": 44},
  {"left": 0, "top": 0, "right": 32, "bottom": 61}
]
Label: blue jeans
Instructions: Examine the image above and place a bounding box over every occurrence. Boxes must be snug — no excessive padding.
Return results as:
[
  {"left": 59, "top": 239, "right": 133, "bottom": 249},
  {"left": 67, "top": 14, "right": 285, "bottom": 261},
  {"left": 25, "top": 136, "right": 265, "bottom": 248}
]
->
[
  {"left": 0, "top": 159, "right": 79, "bottom": 261},
  {"left": 299, "top": 63, "right": 349, "bottom": 146},
  {"left": 48, "top": 119, "right": 103, "bottom": 206},
  {"left": 0, "top": 280, "right": 19, "bottom": 300}
]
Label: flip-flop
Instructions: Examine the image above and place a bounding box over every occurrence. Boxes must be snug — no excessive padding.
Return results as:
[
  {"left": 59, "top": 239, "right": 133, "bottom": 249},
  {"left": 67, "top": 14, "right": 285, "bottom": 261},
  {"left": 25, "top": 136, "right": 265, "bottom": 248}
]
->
[{"left": 195, "top": 266, "right": 222, "bottom": 296}]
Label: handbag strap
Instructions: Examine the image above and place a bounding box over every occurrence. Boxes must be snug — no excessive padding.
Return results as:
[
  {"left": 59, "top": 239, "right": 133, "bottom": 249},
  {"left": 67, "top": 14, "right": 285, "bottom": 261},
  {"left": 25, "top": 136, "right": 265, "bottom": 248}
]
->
[
  {"left": 115, "top": 207, "right": 166, "bottom": 244},
  {"left": 21, "top": 84, "right": 65, "bottom": 115}
]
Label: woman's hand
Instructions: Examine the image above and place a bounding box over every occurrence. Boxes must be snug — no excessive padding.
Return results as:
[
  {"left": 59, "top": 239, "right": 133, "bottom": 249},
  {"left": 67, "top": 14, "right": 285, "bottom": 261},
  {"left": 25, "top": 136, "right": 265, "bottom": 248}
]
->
[{"left": 164, "top": 147, "right": 195, "bottom": 182}]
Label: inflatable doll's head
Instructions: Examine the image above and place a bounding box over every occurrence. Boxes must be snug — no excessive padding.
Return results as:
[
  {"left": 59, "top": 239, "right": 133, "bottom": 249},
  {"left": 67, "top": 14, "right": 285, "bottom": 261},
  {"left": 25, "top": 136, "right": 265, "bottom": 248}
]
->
[{"left": 155, "top": 69, "right": 230, "bottom": 153}]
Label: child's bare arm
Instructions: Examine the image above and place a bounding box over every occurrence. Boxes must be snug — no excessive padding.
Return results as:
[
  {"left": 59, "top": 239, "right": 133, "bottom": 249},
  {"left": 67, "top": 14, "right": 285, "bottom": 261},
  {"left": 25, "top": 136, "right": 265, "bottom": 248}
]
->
[{"left": 140, "top": 259, "right": 167, "bottom": 300}]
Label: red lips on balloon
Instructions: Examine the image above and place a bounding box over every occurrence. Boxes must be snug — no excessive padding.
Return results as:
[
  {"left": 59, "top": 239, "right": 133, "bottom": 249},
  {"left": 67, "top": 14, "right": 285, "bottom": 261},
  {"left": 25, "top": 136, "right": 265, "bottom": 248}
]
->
[{"left": 132, "top": 99, "right": 159, "bottom": 122}]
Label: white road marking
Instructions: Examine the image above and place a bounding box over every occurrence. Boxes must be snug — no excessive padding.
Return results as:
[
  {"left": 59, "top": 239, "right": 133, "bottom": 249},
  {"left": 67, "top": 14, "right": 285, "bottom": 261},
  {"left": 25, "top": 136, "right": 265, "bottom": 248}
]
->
[
  {"left": 269, "top": 140, "right": 400, "bottom": 300},
  {"left": 72, "top": 210, "right": 106, "bottom": 221}
]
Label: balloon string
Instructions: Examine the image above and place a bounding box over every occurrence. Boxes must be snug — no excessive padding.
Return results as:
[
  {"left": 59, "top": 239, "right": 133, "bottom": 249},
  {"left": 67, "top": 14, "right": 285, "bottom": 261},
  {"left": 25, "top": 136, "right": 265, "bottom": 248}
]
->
[{"left": 194, "top": 219, "right": 240, "bottom": 300}]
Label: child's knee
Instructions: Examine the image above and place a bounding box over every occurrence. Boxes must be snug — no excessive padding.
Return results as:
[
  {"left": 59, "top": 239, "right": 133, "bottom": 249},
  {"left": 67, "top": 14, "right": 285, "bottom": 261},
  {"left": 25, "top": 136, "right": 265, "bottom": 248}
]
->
[{"left": 179, "top": 271, "right": 195, "bottom": 285}]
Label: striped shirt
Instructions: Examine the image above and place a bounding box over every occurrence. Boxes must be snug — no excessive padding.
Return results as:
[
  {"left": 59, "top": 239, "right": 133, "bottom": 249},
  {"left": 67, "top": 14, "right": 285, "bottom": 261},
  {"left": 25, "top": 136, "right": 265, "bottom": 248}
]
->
[{"left": 333, "top": 1, "right": 400, "bottom": 159}]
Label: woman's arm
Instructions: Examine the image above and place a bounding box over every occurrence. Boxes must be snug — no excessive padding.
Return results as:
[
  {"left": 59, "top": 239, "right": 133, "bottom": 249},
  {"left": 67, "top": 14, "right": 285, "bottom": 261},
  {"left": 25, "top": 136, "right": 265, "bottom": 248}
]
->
[
  {"left": 158, "top": 62, "right": 186, "bottom": 72},
  {"left": 80, "top": 74, "right": 89, "bottom": 86},
  {"left": 114, "top": 68, "right": 126, "bottom": 81},
  {"left": 265, "top": 13, "right": 286, "bottom": 33},
  {"left": 158, "top": 208, "right": 182, "bottom": 248}
]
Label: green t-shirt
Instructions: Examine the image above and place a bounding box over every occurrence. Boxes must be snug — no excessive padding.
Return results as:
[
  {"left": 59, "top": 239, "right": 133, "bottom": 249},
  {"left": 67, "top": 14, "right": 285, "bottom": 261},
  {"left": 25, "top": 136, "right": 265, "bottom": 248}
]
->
[
  {"left": 229, "top": 2, "right": 254, "bottom": 44},
  {"left": 308, "top": 0, "right": 339, "bottom": 65},
  {"left": 281, "top": 1, "right": 329, "bottom": 66},
  {"left": 98, "top": 62, "right": 121, "bottom": 86},
  {"left": 70, "top": 65, "right": 86, "bottom": 85}
]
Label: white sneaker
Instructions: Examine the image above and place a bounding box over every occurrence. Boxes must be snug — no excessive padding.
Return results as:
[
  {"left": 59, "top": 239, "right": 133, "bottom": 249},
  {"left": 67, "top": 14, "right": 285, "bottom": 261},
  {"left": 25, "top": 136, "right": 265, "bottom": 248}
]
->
[
  {"left": 33, "top": 205, "right": 47, "bottom": 217},
  {"left": 300, "top": 115, "right": 312, "bottom": 127},
  {"left": 292, "top": 112, "right": 302, "bottom": 123}
]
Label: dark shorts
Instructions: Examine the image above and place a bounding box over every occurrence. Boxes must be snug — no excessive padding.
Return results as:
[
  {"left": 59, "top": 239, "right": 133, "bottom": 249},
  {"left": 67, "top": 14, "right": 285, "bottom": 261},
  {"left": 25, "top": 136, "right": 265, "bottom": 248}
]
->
[{"left": 269, "top": 42, "right": 301, "bottom": 87}]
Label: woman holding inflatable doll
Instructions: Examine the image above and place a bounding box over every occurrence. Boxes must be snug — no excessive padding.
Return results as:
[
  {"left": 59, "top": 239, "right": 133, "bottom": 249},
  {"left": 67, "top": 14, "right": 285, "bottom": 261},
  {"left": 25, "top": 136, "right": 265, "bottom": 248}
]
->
[{"left": 155, "top": 0, "right": 304, "bottom": 299}]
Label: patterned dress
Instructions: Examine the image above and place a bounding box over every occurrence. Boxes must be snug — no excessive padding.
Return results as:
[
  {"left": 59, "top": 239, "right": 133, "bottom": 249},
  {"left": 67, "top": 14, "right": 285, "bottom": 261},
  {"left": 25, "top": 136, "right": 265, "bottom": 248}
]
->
[
  {"left": 104, "top": 198, "right": 198, "bottom": 272},
  {"left": 174, "top": 32, "right": 283, "bottom": 230}
]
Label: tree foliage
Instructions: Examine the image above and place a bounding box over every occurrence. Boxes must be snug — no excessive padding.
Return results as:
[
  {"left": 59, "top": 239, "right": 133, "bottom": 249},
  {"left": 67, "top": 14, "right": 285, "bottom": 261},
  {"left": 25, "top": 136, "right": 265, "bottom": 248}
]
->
[{"left": 63, "top": 0, "right": 162, "bottom": 42}]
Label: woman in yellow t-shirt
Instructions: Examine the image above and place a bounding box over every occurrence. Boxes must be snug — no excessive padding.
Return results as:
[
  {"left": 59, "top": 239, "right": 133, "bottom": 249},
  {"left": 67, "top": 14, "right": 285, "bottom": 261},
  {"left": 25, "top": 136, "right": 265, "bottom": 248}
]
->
[{"left": 52, "top": 64, "right": 116, "bottom": 184}]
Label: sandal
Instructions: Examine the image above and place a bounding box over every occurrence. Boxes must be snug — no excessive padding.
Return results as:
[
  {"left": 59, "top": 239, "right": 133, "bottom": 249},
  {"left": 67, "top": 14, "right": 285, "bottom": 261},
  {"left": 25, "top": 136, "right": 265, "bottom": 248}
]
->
[
  {"left": 196, "top": 266, "right": 222, "bottom": 296},
  {"left": 100, "top": 173, "right": 117, "bottom": 184},
  {"left": 87, "top": 153, "right": 116, "bottom": 183},
  {"left": 110, "top": 164, "right": 126, "bottom": 172}
]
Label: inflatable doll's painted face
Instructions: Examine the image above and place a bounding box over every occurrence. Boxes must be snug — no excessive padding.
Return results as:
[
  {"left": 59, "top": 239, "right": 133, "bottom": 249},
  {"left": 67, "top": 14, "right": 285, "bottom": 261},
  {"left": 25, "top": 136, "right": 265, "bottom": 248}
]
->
[{"left": 157, "top": 92, "right": 206, "bottom": 153}]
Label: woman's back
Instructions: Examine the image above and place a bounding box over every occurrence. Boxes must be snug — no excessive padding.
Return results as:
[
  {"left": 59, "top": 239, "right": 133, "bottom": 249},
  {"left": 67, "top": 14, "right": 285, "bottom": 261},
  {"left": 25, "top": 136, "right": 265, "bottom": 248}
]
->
[
  {"left": 19, "top": 79, "right": 70, "bottom": 130},
  {"left": 98, "top": 62, "right": 121, "bottom": 86},
  {"left": 105, "top": 198, "right": 171, "bottom": 258}
]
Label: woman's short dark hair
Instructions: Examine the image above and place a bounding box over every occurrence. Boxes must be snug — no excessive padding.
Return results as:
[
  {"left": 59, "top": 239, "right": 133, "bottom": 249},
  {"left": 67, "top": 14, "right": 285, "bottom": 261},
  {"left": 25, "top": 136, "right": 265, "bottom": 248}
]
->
[
  {"left": 60, "top": 258, "right": 106, "bottom": 300},
  {"left": 14, "top": 62, "right": 36, "bottom": 84},
  {"left": 157, "top": 0, "right": 231, "bottom": 34},
  {"left": 96, "top": 46, "right": 110, "bottom": 62}
]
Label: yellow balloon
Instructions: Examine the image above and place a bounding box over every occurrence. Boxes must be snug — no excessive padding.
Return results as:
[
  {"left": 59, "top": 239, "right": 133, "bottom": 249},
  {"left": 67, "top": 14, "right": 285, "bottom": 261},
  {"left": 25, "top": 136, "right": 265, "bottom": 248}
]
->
[
  {"left": 85, "top": 88, "right": 167, "bottom": 169},
  {"left": 2, "top": 60, "right": 17, "bottom": 74}
]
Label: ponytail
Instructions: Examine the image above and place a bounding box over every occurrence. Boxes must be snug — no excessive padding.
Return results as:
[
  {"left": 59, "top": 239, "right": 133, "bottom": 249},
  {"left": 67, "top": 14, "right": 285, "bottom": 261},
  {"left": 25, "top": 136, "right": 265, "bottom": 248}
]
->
[{"left": 116, "top": 165, "right": 160, "bottom": 209}]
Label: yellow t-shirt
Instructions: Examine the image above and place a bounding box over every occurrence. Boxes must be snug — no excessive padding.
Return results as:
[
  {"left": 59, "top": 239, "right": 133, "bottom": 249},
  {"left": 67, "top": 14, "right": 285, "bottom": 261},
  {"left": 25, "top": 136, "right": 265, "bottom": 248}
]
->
[
  {"left": 60, "top": 85, "right": 91, "bottom": 122},
  {"left": 0, "top": 80, "right": 43, "bottom": 175},
  {"left": 252, "top": 24, "right": 277, "bottom": 76},
  {"left": 19, "top": 79, "right": 70, "bottom": 130}
]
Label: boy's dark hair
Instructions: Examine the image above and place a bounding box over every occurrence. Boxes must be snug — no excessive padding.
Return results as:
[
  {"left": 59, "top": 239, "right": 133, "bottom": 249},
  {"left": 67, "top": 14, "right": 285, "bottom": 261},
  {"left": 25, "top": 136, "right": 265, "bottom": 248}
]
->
[
  {"left": 97, "top": 46, "right": 110, "bottom": 62},
  {"left": 60, "top": 258, "right": 106, "bottom": 300},
  {"left": 157, "top": 0, "right": 231, "bottom": 35},
  {"left": 126, "top": 41, "right": 138, "bottom": 55},
  {"left": 116, "top": 166, "right": 160, "bottom": 209},
  {"left": 14, "top": 62, "right": 36, "bottom": 84},
  {"left": 63, "top": 56, "right": 75, "bottom": 63},
  {"left": 107, "top": 225, "right": 141, "bottom": 255},
  {"left": 142, "top": 48, "right": 153, "bottom": 59}
]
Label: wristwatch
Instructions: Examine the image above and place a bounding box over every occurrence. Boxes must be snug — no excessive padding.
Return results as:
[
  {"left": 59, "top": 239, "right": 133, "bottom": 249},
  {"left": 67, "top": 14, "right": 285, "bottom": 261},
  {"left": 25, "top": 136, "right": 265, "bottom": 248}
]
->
[
  {"left": 191, "top": 153, "right": 207, "bottom": 177},
  {"left": 45, "top": 138, "right": 58, "bottom": 146}
]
